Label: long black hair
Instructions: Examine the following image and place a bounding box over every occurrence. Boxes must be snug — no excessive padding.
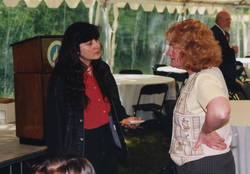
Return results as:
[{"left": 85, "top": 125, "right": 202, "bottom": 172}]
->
[{"left": 51, "top": 22, "right": 115, "bottom": 110}]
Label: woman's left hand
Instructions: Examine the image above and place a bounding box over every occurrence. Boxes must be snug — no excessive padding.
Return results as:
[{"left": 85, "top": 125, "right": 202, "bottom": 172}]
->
[
  {"left": 121, "top": 117, "right": 141, "bottom": 129},
  {"left": 193, "top": 130, "right": 227, "bottom": 151}
]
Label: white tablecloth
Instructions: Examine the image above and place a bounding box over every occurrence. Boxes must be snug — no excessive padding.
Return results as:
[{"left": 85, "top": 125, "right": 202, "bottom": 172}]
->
[
  {"left": 157, "top": 66, "right": 187, "bottom": 73},
  {"left": 229, "top": 100, "right": 250, "bottom": 174},
  {"left": 113, "top": 74, "right": 176, "bottom": 120}
]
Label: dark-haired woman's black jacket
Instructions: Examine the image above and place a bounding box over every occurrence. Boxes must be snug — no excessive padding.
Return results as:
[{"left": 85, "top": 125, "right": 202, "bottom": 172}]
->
[{"left": 45, "top": 63, "right": 128, "bottom": 156}]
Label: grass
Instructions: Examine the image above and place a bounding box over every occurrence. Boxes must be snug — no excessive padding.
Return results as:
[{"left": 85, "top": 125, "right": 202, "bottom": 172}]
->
[{"left": 118, "top": 122, "right": 175, "bottom": 174}]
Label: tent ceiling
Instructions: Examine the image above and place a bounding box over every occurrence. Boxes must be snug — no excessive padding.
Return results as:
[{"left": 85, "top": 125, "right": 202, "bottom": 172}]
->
[
  {"left": 109, "top": 0, "right": 250, "bottom": 8},
  {"left": 3, "top": 0, "right": 248, "bottom": 14},
  {"left": 3, "top": 0, "right": 96, "bottom": 8}
]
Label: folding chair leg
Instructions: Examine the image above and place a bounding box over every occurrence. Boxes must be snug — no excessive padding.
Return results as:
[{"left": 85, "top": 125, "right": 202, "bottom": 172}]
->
[{"left": 158, "top": 161, "right": 173, "bottom": 174}]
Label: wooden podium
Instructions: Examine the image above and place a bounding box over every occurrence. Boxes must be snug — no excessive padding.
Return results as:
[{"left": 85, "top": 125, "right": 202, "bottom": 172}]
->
[{"left": 11, "top": 36, "right": 63, "bottom": 145}]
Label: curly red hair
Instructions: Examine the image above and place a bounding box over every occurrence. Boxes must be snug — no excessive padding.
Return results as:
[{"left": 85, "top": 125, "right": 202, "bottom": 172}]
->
[{"left": 164, "top": 19, "right": 222, "bottom": 72}]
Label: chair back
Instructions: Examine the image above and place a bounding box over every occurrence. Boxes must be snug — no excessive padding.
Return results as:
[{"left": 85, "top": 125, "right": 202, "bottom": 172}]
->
[
  {"left": 154, "top": 71, "right": 188, "bottom": 97},
  {"left": 140, "top": 83, "right": 168, "bottom": 95},
  {"left": 134, "top": 83, "right": 168, "bottom": 114},
  {"left": 119, "top": 69, "right": 143, "bottom": 74},
  {"left": 235, "top": 61, "right": 248, "bottom": 83},
  {"left": 168, "top": 72, "right": 188, "bottom": 97},
  {"left": 152, "top": 64, "right": 166, "bottom": 71},
  {"left": 167, "top": 72, "right": 188, "bottom": 82},
  {"left": 153, "top": 70, "right": 168, "bottom": 76}
]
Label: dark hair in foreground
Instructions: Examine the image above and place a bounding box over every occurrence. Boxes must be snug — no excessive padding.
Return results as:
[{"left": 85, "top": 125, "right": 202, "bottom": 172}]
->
[
  {"left": 51, "top": 22, "right": 115, "bottom": 110},
  {"left": 164, "top": 19, "right": 222, "bottom": 72},
  {"left": 28, "top": 152, "right": 96, "bottom": 174}
]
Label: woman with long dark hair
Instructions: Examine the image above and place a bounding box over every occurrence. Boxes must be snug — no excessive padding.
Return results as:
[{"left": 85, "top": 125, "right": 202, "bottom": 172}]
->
[{"left": 45, "top": 22, "right": 140, "bottom": 174}]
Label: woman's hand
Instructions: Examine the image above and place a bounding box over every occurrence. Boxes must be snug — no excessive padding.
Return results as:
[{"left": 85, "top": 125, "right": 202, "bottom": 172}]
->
[
  {"left": 193, "top": 130, "right": 227, "bottom": 151},
  {"left": 193, "top": 97, "right": 230, "bottom": 151},
  {"left": 121, "top": 116, "right": 141, "bottom": 129}
]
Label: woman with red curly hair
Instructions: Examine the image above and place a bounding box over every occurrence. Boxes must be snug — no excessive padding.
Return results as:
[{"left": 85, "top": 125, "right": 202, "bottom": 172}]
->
[{"left": 164, "top": 19, "right": 235, "bottom": 174}]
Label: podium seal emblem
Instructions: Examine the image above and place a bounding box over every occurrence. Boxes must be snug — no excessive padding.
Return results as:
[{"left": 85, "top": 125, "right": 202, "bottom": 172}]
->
[{"left": 47, "top": 40, "right": 61, "bottom": 67}]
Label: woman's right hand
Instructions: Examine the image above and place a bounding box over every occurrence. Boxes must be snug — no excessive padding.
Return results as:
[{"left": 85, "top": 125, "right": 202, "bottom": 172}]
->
[
  {"left": 193, "top": 130, "right": 227, "bottom": 151},
  {"left": 121, "top": 116, "right": 141, "bottom": 129}
]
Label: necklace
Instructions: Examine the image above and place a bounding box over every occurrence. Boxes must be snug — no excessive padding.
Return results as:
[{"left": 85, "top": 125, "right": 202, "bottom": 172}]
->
[
  {"left": 86, "top": 65, "right": 92, "bottom": 72},
  {"left": 86, "top": 65, "right": 93, "bottom": 76}
]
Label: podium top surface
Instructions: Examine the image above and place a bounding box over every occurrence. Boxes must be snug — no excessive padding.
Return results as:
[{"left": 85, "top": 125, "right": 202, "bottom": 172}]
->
[{"left": 11, "top": 35, "right": 64, "bottom": 73}]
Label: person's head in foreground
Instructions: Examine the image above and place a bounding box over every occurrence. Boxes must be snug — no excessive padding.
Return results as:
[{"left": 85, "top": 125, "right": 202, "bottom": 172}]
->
[
  {"left": 164, "top": 18, "right": 222, "bottom": 73},
  {"left": 28, "top": 152, "right": 96, "bottom": 174}
]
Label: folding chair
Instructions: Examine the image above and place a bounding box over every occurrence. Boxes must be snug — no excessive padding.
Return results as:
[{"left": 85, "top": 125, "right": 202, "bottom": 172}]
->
[
  {"left": 167, "top": 72, "right": 189, "bottom": 97},
  {"left": 152, "top": 108, "right": 172, "bottom": 139},
  {"left": 235, "top": 61, "right": 248, "bottom": 83},
  {"left": 132, "top": 83, "right": 168, "bottom": 116},
  {"left": 152, "top": 64, "right": 167, "bottom": 71},
  {"left": 119, "top": 69, "right": 143, "bottom": 74},
  {"left": 154, "top": 70, "right": 188, "bottom": 98},
  {"left": 152, "top": 108, "right": 176, "bottom": 174}
]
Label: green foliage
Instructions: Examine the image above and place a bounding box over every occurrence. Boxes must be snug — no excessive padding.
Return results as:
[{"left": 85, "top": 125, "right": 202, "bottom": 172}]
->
[
  {"left": 0, "top": 1, "right": 247, "bottom": 97},
  {"left": 0, "top": 0, "right": 89, "bottom": 98}
]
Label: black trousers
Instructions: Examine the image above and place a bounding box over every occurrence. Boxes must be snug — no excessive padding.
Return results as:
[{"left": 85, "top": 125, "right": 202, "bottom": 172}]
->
[
  {"left": 175, "top": 151, "right": 235, "bottom": 174},
  {"left": 84, "top": 123, "right": 118, "bottom": 174}
]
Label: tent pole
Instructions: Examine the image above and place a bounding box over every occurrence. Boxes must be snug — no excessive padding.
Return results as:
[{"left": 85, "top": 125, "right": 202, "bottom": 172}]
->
[
  {"left": 105, "top": 0, "right": 110, "bottom": 69},
  {"left": 89, "top": 0, "right": 96, "bottom": 24},
  {"left": 248, "top": 7, "right": 250, "bottom": 56},
  {"left": 110, "top": 3, "right": 119, "bottom": 73},
  {"left": 237, "top": 9, "right": 240, "bottom": 58},
  {"left": 241, "top": 8, "right": 247, "bottom": 58},
  {"left": 184, "top": 3, "right": 186, "bottom": 20},
  {"left": 95, "top": 0, "right": 101, "bottom": 25},
  {"left": 63, "top": 2, "right": 66, "bottom": 32}
]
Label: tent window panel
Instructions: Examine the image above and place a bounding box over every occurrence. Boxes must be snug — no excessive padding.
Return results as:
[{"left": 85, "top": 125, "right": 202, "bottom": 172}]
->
[
  {"left": 0, "top": 0, "right": 89, "bottom": 98},
  {"left": 112, "top": 5, "right": 219, "bottom": 74},
  {"left": 113, "top": 4, "right": 182, "bottom": 74},
  {"left": 186, "top": 9, "right": 217, "bottom": 29},
  {"left": 96, "top": 4, "right": 108, "bottom": 63},
  {"left": 0, "top": 0, "right": 249, "bottom": 98}
]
